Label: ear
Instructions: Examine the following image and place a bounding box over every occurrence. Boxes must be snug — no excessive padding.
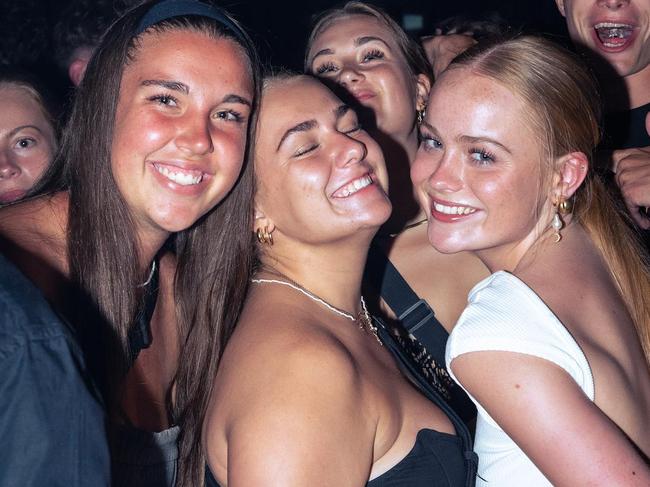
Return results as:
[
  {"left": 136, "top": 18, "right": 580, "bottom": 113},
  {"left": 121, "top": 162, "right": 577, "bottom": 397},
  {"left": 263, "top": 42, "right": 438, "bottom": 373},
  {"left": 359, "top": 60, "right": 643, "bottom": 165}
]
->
[
  {"left": 68, "top": 58, "right": 89, "bottom": 86},
  {"left": 553, "top": 152, "right": 588, "bottom": 201},
  {"left": 253, "top": 205, "right": 275, "bottom": 234},
  {"left": 555, "top": 0, "right": 566, "bottom": 17},
  {"left": 415, "top": 74, "right": 431, "bottom": 112}
]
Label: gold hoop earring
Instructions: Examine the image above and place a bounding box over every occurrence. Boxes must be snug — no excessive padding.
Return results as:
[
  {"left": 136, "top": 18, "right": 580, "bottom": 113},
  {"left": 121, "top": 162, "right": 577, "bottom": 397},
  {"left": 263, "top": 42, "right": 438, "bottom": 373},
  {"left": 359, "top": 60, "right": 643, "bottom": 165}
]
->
[
  {"left": 256, "top": 226, "right": 274, "bottom": 246},
  {"left": 416, "top": 107, "right": 426, "bottom": 125},
  {"left": 558, "top": 198, "right": 573, "bottom": 215}
]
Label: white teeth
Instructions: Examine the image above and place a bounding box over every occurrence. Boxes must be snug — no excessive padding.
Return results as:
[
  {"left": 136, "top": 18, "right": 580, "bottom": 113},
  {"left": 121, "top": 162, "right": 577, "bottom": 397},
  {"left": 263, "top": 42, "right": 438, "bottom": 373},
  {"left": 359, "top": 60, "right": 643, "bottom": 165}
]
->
[
  {"left": 594, "top": 22, "right": 631, "bottom": 29},
  {"left": 336, "top": 175, "right": 373, "bottom": 197},
  {"left": 155, "top": 165, "right": 203, "bottom": 186},
  {"left": 433, "top": 202, "right": 476, "bottom": 215}
]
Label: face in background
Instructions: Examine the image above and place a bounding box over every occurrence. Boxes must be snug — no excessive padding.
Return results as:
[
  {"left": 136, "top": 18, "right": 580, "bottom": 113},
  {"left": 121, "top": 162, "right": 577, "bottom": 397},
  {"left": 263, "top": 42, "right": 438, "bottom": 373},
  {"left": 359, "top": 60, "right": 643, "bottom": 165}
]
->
[
  {"left": 307, "top": 15, "right": 428, "bottom": 141},
  {"left": 0, "top": 84, "right": 56, "bottom": 204},
  {"left": 111, "top": 28, "right": 254, "bottom": 238},
  {"left": 556, "top": 0, "right": 650, "bottom": 79},
  {"left": 411, "top": 68, "right": 555, "bottom": 263},
  {"left": 254, "top": 76, "right": 391, "bottom": 246}
]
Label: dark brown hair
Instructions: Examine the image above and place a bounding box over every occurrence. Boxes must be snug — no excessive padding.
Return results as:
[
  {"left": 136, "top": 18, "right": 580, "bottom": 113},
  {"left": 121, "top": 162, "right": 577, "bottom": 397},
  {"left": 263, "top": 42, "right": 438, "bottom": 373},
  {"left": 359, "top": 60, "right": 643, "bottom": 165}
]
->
[{"left": 33, "top": 2, "right": 261, "bottom": 485}]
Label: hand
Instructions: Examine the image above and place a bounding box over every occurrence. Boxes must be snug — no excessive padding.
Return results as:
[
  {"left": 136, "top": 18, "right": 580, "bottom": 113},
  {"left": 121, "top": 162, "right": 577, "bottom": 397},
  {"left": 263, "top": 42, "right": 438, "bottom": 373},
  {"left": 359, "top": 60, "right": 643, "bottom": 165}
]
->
[
  {"left": 420, "top": 34, "right": 477, "bottom": 80},
  {"left": 612, "top": 113, "right": 650, "bottom": 229}
]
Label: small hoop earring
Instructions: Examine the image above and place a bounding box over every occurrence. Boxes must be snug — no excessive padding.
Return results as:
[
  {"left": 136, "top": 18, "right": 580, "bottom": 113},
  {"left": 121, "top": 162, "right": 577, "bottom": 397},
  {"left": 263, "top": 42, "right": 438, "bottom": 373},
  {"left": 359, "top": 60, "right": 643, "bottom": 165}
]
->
[
  {"left": 416, "top": 107, "right": 426, "bottom": 125},
  {"left": 256, "top": 226, "right": 274, "bottom": 246}
]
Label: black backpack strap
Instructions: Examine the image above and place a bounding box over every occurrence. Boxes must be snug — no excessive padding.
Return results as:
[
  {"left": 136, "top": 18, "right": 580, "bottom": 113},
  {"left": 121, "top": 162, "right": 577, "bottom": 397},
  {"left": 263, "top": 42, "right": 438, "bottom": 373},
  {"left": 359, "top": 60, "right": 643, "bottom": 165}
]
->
[{"left": 365, "top": 245, "right": 449, "bottom": 366}]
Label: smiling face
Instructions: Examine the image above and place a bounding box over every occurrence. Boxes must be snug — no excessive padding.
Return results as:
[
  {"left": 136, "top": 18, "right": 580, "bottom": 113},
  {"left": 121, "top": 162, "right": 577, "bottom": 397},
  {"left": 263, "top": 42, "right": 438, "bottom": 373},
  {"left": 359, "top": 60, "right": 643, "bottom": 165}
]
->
[
  {"left": 307, "top": 15, "right": 424, "bottom": 140},
  {"left": 556, "top": 0, "right": 650, "bottom": 78},
  {"left": 411, "top": 68, "right": 555, "bottom": 267},
  {"left": 0, "top": 84, "right": 56, "bottom": 204},
  {"left": 111, "top": 28, "right": 254, "bottom": 239},
  {"left": 254, "top": 76, "right": 391, "bottom": 246}
]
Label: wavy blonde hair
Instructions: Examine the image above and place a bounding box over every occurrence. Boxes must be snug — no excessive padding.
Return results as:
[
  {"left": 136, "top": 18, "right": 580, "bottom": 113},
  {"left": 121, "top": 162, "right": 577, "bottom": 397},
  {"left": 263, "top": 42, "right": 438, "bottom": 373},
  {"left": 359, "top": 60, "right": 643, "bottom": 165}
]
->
[{"left": 449, "top": 35, "right": 650, "bottom": 366}]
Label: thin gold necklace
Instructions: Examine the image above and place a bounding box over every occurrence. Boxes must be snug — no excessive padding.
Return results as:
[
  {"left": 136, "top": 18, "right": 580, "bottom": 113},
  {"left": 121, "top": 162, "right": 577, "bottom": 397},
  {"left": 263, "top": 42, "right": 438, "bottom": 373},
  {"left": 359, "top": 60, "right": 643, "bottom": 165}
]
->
[
  {"left": 252, "top": 269, "right": 382, "bottom": 346},
  {"left": 387, "top": 217, "right": 428, "bottom": 238}
]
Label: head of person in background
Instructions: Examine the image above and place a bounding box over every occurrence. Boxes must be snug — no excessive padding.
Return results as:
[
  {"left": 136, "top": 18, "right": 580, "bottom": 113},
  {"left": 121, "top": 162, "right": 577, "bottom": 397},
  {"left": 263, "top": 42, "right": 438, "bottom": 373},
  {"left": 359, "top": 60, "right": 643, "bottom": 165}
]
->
[
  {"left": 305, "top": 1, "right": 432, "bottom": 227},
  {"left": 412, "top": 35, "right": 650, "bottom": 482},
  {"left": 555, "top": 0, "right": 650, "bottom": 110},
  {"left": 53, "top": 0, "right": 123, "bottom": 86},
  {"left": 0, "top": 68, "right": 58, "bottom": 205},
  {"left": 421, "top": 13, "right": 510, "bottom": 80}
]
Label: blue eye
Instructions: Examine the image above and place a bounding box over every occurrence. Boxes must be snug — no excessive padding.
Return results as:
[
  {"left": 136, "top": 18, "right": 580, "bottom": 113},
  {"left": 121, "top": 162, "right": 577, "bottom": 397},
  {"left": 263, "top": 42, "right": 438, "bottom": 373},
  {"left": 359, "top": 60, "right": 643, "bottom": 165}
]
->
[
  {"left": 469, "top": 148, "right": 495, "bottom": 165},
  {"left": 419, "top": 132, "right": 442, "bottom": 151}
]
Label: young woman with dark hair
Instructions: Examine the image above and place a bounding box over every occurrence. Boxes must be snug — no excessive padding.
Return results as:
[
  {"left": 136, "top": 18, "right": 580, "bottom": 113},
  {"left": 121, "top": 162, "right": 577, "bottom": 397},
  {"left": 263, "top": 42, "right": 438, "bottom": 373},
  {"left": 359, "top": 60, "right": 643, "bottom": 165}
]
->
[
  {"left": 202, "top": 73, "right": 475, "bottom": 487},
  {"left": 412, "top": 35, "right": 650, "bottom": 485},
  {"left": 305, "top": 1, "right": 487, "bottom": 422},
  {"left": 0, "top": 1, "right": 260, "bottom": 484}
]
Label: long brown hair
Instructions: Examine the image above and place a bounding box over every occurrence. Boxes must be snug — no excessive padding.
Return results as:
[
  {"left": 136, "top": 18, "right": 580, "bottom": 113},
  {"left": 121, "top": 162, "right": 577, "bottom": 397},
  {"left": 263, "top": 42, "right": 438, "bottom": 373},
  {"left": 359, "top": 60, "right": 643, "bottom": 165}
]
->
[
  {"left": 449, "top": 36, "right": 650, "bottom": 365},
  {"left": 33, "top": 1, "right": 261, "bottom": 483}
]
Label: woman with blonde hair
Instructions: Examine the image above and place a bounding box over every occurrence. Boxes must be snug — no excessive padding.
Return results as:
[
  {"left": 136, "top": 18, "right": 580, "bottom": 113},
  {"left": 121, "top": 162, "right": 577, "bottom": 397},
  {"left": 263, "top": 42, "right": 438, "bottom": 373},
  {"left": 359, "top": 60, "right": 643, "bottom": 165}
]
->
[{"left": 412, "top": 35, "right": 650, "bottom": 485}]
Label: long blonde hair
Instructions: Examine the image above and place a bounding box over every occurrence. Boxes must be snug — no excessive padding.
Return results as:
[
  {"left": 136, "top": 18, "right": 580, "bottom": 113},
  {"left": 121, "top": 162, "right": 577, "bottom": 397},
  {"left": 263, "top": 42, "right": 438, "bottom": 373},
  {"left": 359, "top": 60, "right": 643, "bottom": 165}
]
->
[{"left": 450, "top": 36, "right": 650, "bottom": 365}]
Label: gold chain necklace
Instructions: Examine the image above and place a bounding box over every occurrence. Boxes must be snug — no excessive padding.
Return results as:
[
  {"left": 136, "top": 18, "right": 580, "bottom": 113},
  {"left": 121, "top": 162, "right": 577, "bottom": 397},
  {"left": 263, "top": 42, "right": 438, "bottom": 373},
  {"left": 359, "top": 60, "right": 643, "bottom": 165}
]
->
[{"left": 252, "top": 269, "right": 382, "bottom": 346}]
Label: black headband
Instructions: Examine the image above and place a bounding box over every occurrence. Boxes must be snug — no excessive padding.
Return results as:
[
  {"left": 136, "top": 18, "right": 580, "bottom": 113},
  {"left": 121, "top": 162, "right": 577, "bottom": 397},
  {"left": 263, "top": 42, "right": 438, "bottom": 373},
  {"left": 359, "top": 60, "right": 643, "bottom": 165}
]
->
[{"left": 136, "top": 0, "right": 248, "bottom": 46}]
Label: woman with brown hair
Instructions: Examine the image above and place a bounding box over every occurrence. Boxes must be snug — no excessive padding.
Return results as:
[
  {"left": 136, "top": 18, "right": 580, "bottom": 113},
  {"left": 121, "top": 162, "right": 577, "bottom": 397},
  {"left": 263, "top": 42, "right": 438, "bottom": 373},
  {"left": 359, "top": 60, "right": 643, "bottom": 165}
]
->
[
  {"left": 305, "top": 2, "right": 488, "bottom": 421},
  {"left": 0, "top": 1, "right": 260, "bottom": 485},
  {"left": 202, "top": 74, "right": 476, "bottom": 487},
  {"left": 412, "top": 35, "right": 650, "bottom": 485}
]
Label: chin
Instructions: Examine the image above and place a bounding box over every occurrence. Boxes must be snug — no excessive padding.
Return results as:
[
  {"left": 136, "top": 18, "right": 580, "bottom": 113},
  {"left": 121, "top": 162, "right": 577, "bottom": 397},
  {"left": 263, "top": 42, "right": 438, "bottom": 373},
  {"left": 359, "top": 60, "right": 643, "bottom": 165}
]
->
[{"left": 426, "top": 231, "right": 472, "bottom": 255}]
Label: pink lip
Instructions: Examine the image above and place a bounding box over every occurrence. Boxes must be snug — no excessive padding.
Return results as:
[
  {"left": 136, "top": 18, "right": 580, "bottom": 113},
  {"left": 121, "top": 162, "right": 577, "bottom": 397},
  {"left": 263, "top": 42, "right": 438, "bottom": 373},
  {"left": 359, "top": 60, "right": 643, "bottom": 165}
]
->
[
  {"left": 0, "top": 189, "right": 27, "bottom": 204},
  {"left": 351, "top": 90, "right": 376, "bottom": 102}
]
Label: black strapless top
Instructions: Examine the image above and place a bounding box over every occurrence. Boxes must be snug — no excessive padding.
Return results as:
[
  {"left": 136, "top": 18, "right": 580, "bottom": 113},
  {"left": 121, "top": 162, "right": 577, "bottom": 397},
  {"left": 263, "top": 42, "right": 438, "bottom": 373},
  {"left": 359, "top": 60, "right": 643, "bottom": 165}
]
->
[{"left": 205, "top": 429, "right": 465, "bottom": 487}]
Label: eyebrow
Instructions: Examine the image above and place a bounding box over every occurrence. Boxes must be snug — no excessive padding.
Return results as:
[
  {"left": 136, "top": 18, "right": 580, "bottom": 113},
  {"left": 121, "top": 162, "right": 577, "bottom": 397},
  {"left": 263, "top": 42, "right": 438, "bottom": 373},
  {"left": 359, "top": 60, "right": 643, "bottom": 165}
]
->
[
  {"left": 310, "top": 36, "right": 390, "bottom": 64},
  {"left": 222, "top": 93, "right": 252, "bottom": 107},
  {"left": 276, "top": 104, "right": 351, "bottom": 152},
  {"left": 141, "top": 79, "right": 189, "bottom": 94},
  {"left": 9, "top": 125, "right": 45, "bottom": 137},
  {"left": 459, "top": 135, "right": 512, "bottom": 154},
  {"left": 420, "top": 121, "right": 512, "bottom": 155}
]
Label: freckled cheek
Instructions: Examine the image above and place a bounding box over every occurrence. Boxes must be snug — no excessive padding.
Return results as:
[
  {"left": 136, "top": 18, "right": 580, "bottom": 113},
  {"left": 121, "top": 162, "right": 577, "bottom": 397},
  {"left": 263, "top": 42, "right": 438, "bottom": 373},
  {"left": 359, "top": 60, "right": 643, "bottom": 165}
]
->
[{"left": 17, "top": 149, "right": 52, "bottom": 179}]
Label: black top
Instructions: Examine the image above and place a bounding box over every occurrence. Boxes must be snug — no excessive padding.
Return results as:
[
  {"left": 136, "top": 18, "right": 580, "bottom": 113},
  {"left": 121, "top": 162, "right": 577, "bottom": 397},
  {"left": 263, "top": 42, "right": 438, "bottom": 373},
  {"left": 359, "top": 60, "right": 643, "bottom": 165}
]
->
[
  {"left": 367, "top": 429, "right": 466, "bottom": 487},
  {"left": 602, "top": 102, "right": 650, "bottom": 150},
  {"left": 0, "top": 253, "right": 110, "bottom": 486}
]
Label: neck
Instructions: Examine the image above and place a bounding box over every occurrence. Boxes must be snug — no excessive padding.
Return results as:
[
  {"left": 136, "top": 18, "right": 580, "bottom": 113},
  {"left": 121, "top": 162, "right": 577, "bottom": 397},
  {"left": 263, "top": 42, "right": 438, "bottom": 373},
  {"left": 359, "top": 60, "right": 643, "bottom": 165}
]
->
[
  {"left": 259, "top": 236, "right": 370, "bottom": 314},
  {"left": 601, "top": 63, "right": 650, "bottom": 111},
  {"left": 371, "top": 125, "right": 423, "bottom": 232},
  {"left": 135, "top": 225, "right": 169, "bottom": 275},
  {"left": 623, "top": 65, "right": 650, "bottom": 109}
]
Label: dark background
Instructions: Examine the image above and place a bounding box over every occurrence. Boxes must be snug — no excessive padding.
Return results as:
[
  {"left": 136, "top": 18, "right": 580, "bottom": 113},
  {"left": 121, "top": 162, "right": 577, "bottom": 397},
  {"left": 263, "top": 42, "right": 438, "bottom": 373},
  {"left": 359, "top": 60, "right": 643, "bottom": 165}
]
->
[{"left": 1, "top": 0, "right": 569, "bottom": 89}]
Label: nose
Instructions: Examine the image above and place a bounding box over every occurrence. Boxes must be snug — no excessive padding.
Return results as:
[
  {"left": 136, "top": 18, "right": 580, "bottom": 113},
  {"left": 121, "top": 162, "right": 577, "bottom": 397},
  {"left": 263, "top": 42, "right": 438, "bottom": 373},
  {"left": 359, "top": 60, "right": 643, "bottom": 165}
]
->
[
  {"left": 175, "top": 114, "right": 214, "bottom": 156},
  {"left": 428, "top": 152, "right": 463, "bottom": 193},
  {"left": 599, "top": 0, "right": 630, "bottom": 9},
  {"left": 0, "top": 151, "right": 21, "bottom": 180},
  {"left": 338, "top": 63, "right": 365, "bottom": 86},
  {"left": 335, "top": 132, "right": 367, "bottom": 168}
]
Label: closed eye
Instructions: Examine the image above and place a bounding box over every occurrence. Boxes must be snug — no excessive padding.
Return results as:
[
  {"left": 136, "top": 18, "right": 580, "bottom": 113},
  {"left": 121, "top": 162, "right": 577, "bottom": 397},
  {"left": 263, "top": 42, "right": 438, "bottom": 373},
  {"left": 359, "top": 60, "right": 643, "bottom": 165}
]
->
[
  {"left": 294, "top": 143, "right": 319, "bottom": 157},
  {"left": 362, "top": 49, "right": 384, "bottom": 63},
  {"left": 315, "top": 62, "right": 338, "bottom": 75}
]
